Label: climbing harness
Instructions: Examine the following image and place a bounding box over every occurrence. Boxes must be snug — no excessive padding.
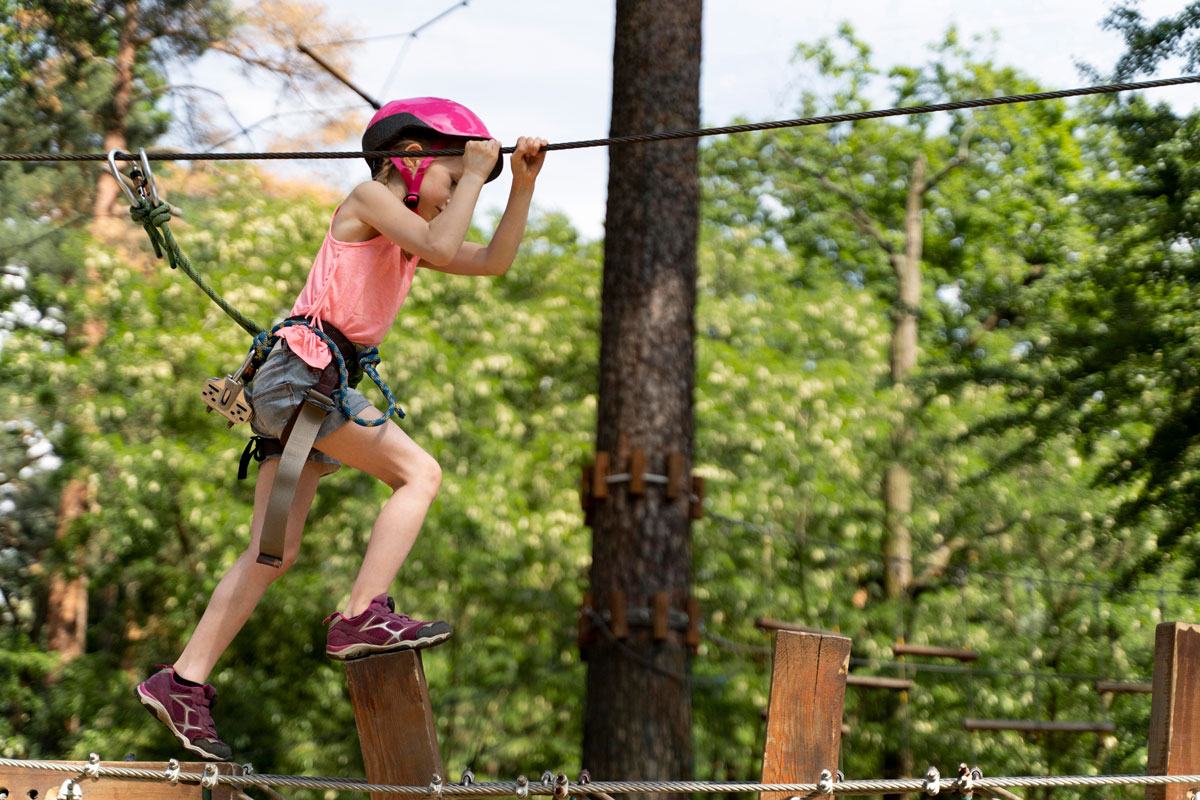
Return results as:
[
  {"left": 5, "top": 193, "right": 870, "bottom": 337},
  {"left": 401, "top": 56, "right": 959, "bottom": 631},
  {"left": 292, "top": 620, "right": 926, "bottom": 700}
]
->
[{"left": 108, "top": 149, "right": 404, "bottom": 567}]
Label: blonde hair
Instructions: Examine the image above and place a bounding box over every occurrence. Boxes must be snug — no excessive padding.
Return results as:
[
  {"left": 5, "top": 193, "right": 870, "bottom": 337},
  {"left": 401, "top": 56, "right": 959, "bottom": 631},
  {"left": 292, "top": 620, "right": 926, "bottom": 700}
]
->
[{"left": 373, "top": 136, "right": 443, "bottom": 187}]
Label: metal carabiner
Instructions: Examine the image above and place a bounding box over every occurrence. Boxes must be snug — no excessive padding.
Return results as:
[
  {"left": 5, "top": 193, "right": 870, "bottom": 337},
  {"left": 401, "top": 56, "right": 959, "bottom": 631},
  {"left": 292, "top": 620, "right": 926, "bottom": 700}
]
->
[
  {"left": 133, "top": 148, "right": 161, "bottom": 205},
  {"left": 106, "top": 149, "right": 141, "bottom": 206},
  {"left": 106, "top": 148, "right": 161, "bottom": 206}
]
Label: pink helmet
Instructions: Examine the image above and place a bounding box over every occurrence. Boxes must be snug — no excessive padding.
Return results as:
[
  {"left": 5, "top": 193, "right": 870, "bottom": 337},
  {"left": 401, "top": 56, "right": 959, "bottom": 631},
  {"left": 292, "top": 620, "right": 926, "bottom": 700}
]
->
[{"left": 362, "top": 97, "right": 501, "bottom": 208}]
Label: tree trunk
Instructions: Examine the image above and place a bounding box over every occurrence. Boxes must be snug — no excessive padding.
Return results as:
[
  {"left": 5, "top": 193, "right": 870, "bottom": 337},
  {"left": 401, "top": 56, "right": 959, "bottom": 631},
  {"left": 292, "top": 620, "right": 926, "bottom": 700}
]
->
[
  {"left": 44, "top": 477, "right": 91, "bottom": 666},
  {"left": 582, "top": 0, "right": 701, "bottom": 790},
  {"left": 90, "top": 0, "right": 138, "bottom": 237},
  {"left": 880, "top": 155, "right": 926, "bottom": 796}
]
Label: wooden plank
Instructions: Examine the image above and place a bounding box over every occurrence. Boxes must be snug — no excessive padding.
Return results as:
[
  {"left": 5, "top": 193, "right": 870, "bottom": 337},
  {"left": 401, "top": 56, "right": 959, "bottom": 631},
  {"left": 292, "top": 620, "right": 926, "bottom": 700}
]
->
[
  {"left": 666, "top": 452, "right": 685, "bottom": 499},
  {"left": 345, "top": 652, "right": 443, "bottom": 800},
  {"left": 1147, "top": 622, "right": 1200, "bottom": 800},
  {"left": 1096, "top": 680, "right": 1154, "bottom": 695},
  {"left": 846, "top": 674, "right": 914, "bottom": 691},
  {"left": 592, "top": 452, "right": 609, "bottom": 499},
  {"left": 652, "top": 592, "right": 670, "bottom": 641},
  {"left": 0, "top": 762, "right": 238, "bottom": 800},
  {"left": 689, "top": 475, "right": 705, "bottom": 520},
  {"left": 755, "top": 617, "right": 841, "bottom": 637},
  {"left": 760, "top": 630, "right": 852, "bottom": 800},
  {"left": 963, "top": 718, "right": 1115, "bottom": 733},
  {"left": 609, "top": 589, "right": 628, "bottom": 638},
  {"left": 629, "top": 448, "right": 646, "bottom": 495},
  {"left": 685, "top": 596, "right": 701, "bottom": 651},
  {"left": 893, "top": 642, "right": 978, "bottom": 662}
]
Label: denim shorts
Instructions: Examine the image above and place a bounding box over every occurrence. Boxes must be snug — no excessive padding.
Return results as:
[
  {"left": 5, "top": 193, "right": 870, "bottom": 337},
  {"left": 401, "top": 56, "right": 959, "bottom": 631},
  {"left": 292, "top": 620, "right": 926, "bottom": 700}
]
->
[{"left": 246, "top": 339, "right": 374, "bottom": 469}]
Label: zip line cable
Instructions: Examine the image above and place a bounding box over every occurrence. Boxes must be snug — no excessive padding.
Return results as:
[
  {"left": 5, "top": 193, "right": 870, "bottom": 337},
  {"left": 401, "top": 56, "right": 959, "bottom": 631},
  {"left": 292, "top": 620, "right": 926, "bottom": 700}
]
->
[{"left": 4, "top": 74, "right": 1199, "bottom": 164}]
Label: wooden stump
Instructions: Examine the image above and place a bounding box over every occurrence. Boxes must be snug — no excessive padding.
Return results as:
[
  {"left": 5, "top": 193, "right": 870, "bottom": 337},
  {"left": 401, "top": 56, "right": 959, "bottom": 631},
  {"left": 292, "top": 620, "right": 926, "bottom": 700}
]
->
[
  {"left": 760, "top": 630, "right": 852, "bottom": 799},
  {"left": 345, "top": 651, "right": 443, "bottom": 800},
  {"left": 1146, "top": 621, "right": 1200, "bottom": 800},
  {"left": 0, "top": 761, "right": 238, "bottom": 800}
]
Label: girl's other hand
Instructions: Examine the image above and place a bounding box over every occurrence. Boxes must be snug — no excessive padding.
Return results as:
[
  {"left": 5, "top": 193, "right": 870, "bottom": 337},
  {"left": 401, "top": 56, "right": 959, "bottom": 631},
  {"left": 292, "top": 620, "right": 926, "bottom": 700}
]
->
[
  {"left": 463, "top": 139, "right": 501, "bottom": 180},
  {"left": 511, "top": 136, "right": 547, "bottom": 187}
]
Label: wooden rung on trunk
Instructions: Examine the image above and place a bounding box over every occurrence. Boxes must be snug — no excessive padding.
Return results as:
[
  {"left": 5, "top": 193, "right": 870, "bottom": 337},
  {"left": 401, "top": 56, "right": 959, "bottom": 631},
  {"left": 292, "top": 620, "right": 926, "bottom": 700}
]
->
[
  {"left": 344, "top": 651, "right": 444, "bottom": 800},
  {"left": 760, "top": 630, "right": 852, "bottom": 800},
  {"left": 0, "top": 762, "right": 240, "bottom": 800},
  {"left": 963, "top": 718, "right": 1115, "bottom": 733}
]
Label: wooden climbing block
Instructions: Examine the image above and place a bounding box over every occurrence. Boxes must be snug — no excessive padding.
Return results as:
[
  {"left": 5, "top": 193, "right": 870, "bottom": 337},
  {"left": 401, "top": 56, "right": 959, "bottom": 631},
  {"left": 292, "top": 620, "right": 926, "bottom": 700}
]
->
[
  {"left": 760, "top": 630, "right": 852, "bottom": 800},
  {"left": 0, "top": 762, "right": 239, "bottom": 800},
  {"left": 345, "top": 651, "right": 443, "bottom": 800},
  {"left": 1146, "top": 621, "right": 1200, "bottom": 800}
]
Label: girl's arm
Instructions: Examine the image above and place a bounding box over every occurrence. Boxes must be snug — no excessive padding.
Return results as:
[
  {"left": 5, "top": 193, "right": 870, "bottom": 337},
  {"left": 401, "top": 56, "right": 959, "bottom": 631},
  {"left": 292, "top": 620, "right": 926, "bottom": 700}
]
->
[
  {"left": 421, "top": 136, "right": 548, "bottom": 277},
  {"left": 349, "top": 140, "right": 500, "bottom": 266}
]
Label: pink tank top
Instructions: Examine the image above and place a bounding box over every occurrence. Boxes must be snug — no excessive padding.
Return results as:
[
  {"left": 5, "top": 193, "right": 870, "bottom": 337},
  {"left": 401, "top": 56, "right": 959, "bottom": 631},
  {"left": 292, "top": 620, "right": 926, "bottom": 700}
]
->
[{"left": 279, "top": 207, "right": 419, "bottom": 370}]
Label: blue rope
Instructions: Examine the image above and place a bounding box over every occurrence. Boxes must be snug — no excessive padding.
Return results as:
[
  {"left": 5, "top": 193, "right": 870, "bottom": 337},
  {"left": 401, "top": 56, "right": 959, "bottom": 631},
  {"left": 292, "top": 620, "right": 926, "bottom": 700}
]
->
[{"left": 250, "top": 319, "right": 404, "bottom": 428}]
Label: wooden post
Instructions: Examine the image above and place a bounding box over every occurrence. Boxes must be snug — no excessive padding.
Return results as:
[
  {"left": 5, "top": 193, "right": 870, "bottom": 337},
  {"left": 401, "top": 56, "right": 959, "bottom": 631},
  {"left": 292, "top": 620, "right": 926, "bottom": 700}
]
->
[
  {"left": 1146, "top": 622, "right": 1200, "bottom": 800},
  {"left": 760, "top": 630, "right": 852, "bottom": 799},
  {"left": 345, "top": 652, "right": 443, "bottom": 800},
  {"left": 0, "top": 762, "right": 238, "bottom": 800}
]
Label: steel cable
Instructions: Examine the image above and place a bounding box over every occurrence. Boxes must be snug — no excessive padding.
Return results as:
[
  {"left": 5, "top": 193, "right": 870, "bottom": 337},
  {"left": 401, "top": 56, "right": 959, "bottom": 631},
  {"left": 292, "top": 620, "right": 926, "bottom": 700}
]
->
[{"left": 3, "top": 75, "right": 1198, "bottom": 164}]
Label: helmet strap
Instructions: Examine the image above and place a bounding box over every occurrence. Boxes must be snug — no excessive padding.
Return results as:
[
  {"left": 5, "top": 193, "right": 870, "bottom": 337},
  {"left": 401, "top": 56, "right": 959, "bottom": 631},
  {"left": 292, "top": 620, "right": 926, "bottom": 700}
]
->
[{"left": 397, "top": 156, "right": 435, "bottom": 210}]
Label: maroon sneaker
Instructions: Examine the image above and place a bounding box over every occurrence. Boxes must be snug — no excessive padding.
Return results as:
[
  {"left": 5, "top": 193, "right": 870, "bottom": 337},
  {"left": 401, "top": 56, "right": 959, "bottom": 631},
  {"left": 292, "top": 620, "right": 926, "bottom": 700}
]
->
[
  {"left": 134, "top": 666, "right": 232, "bottom": 761},
  {"left": 324, "top": 593, "right": 453, "bottom": 660}
]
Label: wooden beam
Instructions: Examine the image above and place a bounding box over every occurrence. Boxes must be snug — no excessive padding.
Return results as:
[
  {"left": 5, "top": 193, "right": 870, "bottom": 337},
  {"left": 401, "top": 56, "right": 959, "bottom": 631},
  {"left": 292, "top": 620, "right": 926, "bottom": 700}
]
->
[
  {"left": 345, "top": 652, "right": 443, "bottom": 800},
  {"left": 0, "top": 762, "right": 238, "bottom": 800},
  {"left": 1095, "top": 680, "right": 1154, "bottom": 695},
  {"left": 1147, "top": 622, "right": 1200, "bottom": 800},
  {"left": 760, "top": 630, "right": 852, "bottom": 800},
  {"left": 893, "top": 642, "right": 978, "bottom": 662},
  {"left": 846, "top": 674, "right": 914, "bottom": 691},
  {"left": 963, "top": 718, "right": 1115, "bottom": 734}
]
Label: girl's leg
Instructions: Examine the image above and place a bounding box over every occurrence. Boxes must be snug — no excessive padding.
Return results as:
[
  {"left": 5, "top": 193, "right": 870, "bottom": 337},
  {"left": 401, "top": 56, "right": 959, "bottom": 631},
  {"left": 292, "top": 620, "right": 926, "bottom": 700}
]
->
[
  {"left": 173, "top": 457, "right": 332, "bottom": 683},
  {"left": 308, "top": 406, "right": 441, "bottom": 618}
]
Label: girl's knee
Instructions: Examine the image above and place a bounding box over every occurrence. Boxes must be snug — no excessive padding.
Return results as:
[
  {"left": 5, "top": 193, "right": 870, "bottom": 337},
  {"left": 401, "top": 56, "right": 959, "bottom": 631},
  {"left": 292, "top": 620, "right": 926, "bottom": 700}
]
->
[{"left": 390, "top": 454, "right": 440, "bottom": 496}]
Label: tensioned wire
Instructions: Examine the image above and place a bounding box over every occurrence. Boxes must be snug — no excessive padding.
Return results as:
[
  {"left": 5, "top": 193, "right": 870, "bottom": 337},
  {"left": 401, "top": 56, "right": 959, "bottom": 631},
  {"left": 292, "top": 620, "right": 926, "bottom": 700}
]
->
[
  {"left": 4, "top": 758, "right": 1200, "bottom": 796},
  {"left": 3, "top": 74, "right": 1199, "bottom": 164}
]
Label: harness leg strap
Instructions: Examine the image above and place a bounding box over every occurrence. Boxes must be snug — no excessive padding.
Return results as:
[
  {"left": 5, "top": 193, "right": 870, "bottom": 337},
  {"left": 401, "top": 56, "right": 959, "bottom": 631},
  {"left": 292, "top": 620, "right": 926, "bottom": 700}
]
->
[{"left": 257, "top": 388, "right": 335, "bottom": 567}]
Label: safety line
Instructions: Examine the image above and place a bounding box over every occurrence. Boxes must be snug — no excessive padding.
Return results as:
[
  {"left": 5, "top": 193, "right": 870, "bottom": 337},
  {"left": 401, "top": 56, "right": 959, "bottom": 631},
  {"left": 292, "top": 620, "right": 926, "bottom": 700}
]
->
[
  {"left": 4, "top": 757, "right": 1200, "bottom": 797},
  {"left": 3, "top": 74, "right": 1198, "bottom": 164}
]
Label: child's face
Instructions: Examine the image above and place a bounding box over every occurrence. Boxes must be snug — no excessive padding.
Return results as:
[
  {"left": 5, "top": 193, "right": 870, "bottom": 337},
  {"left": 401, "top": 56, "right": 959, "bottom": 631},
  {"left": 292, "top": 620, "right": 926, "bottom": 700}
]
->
[{"left": 413, "top": 157, "right": 465, "bottom": 221}]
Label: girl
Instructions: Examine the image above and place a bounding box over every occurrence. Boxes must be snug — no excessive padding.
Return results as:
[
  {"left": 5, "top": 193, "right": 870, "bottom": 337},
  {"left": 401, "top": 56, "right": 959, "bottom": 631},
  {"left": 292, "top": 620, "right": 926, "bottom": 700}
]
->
[{"left": 135, "top": 97, "right": 548, "bottom": 761}]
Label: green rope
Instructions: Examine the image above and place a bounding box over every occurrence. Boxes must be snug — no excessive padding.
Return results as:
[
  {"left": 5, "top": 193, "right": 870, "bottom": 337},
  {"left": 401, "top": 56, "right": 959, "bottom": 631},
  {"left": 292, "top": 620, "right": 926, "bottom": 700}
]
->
[{"left": 129, "top": 199, "right": 263, "bottom": 337}]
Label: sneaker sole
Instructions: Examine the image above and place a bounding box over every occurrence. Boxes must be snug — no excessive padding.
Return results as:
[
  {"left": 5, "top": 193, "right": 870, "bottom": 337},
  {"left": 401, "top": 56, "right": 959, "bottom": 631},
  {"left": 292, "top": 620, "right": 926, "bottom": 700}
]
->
[
  {"left": 326, "top": 629, "right": 453, "bottom": 661},
  {"left": 134, "top": 685, "right": 230, "bottom": 762}
]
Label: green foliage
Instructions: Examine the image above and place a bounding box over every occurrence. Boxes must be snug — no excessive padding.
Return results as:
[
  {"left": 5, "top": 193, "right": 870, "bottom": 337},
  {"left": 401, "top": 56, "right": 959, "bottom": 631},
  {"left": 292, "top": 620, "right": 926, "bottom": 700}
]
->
[{"left": 6, "top": 19, "right": 1200, "bottom": 800}]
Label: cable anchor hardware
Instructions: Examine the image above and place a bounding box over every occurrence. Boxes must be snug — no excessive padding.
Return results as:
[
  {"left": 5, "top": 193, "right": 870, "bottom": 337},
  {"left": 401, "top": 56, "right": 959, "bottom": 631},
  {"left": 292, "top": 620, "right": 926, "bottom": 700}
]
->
[{"left": 924, "top": 767, "right": 942, "bottom": 796}]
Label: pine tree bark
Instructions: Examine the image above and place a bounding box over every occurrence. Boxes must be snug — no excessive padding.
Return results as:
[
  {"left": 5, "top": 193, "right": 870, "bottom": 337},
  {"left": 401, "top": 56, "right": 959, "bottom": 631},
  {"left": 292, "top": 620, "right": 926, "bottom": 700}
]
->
[
  {"left": 89, "top": 0, "right": 138, "bottom": 236},
  {"left": 582, "top": 0, "right": 701, "bottom": 790}
]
